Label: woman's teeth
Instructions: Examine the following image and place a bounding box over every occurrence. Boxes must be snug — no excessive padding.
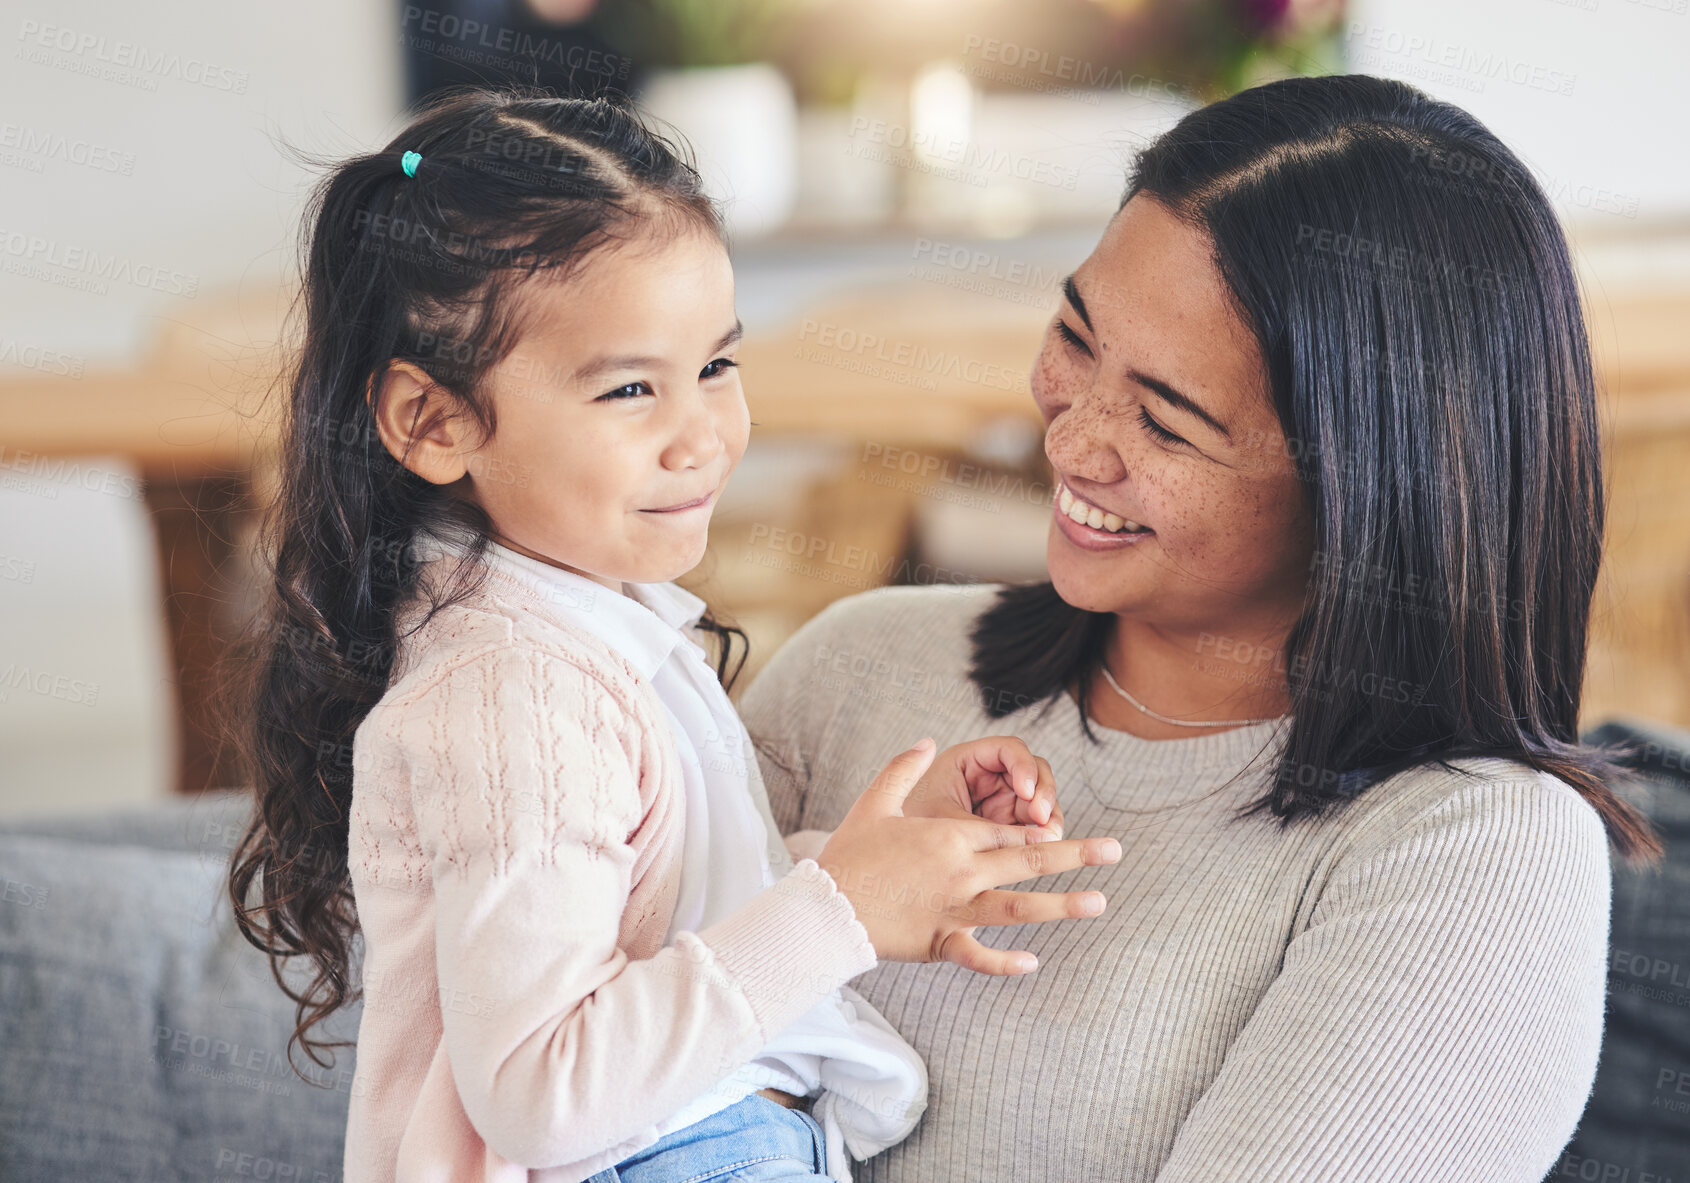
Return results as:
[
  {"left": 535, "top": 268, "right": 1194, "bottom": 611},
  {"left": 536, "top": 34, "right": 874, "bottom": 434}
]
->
[{"left": 1057, "top": 482, "right": 1148, "bottom": 534}]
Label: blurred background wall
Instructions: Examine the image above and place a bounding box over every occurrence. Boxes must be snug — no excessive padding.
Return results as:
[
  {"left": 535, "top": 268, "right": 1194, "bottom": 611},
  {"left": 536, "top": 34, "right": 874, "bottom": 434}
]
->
[{"left": 1, "top": 0, "right": 1687, "bottom": 819}]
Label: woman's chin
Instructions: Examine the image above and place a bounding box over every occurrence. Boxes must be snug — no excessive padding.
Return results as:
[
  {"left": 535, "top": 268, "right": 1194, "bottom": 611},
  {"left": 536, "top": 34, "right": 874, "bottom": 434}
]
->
[{"left": 1046, "top": 533, "right": 1151, "bottom": 615}]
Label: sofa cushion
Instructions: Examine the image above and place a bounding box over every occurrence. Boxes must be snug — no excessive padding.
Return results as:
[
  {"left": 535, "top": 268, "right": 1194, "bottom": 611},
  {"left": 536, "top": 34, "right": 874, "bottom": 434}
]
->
[
  {"left": 0, "top": 792, "right": 358, "bottom": 1183},
  {"left": 0, "top": 788, "right": 254, "bottom": 855},
  {"left": 1551, "top": 718, "right": 1690, "bottom": 1180}
]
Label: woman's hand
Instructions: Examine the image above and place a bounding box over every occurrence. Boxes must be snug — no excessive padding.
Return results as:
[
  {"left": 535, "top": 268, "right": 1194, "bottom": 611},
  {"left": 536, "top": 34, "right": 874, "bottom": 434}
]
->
[
  {"left": 902, "top": 735, "right": 1066, "bottom": 840},
  {"left": 816, "top": 738, "right": 1121, "bottom": 975}
]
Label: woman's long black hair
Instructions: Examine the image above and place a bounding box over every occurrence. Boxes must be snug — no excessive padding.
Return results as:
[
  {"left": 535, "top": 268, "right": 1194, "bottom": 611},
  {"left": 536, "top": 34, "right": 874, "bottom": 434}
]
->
[
  {"left": 971, "top": 73, "right": 1660, "bottom": 862},
  {"left": 227, "top": 89, "right": 747, "bottom": 1074}
]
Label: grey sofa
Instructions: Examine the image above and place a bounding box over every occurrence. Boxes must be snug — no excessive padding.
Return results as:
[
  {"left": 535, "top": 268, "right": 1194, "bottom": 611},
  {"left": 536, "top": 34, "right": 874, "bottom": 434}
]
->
[
  {"left": 2, "top": 721, "right": 1687, "bottom": 1182},
  {"left": 0, "top": 791, "right": 356, "bottom": 1182}
]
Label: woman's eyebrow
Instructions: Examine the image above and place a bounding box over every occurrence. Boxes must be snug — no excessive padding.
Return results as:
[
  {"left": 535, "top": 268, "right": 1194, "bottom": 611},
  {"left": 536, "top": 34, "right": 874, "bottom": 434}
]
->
[
  {"left": 1064, "top": 273, "right": 1233, "bottom": 440},
  {"left": 1061, "top": 274, "right": 1093, "bottom": 331},
  {"left": 1132, "top": 369, "right": 1233, "bottom": 440}
]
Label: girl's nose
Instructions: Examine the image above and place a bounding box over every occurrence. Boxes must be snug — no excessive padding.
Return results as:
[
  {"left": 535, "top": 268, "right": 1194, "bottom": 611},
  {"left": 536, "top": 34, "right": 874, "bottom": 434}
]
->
[{"left": 662, "top": 392, "right": 726, "bottom": 470}]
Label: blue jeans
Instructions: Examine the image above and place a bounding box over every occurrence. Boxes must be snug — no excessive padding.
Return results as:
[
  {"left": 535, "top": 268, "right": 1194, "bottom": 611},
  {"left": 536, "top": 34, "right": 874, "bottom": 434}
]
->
[{"left": 586, "top": 1092, "right": 831, "bottom": 1182}]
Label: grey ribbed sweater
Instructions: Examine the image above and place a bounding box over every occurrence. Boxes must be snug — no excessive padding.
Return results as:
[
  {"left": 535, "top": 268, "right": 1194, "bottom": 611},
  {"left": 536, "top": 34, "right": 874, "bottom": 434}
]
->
[{"left": 734, "top": 583, "right": 1611, "bottom": 1183}]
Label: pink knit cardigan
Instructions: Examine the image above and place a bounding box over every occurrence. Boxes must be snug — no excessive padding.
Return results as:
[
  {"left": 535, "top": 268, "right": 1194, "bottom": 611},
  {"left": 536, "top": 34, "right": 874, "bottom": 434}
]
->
[{"left": 341, "top": 553, "right": 878, "bottom": 1182}]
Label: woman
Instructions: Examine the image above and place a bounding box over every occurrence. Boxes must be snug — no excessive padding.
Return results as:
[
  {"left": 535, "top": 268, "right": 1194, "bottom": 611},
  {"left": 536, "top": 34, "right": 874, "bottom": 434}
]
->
[{"left": 736, "top": 74, "right": 1659, "bottom": 1182}]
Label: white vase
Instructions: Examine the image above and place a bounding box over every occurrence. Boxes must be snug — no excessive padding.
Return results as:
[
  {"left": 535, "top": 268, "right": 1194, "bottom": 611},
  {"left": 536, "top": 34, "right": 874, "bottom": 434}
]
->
[{"left": 639, "top": 62, "right": 798, "bottom": 239}]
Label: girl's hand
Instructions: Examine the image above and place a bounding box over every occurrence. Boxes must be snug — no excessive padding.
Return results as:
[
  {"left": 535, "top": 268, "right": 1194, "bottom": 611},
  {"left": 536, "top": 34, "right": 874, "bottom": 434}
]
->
[
  {"left": 816, "top": 739, "right": 1120, "bottom": 975},
  {"left": 903, "top": 736, "right": 1066, "bottom": 840}
]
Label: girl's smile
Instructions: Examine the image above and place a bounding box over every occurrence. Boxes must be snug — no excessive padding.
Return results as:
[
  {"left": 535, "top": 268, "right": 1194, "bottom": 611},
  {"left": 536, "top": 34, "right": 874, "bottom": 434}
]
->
[{"left": 641, "top": 488, "right": 719, "bottom": 514}]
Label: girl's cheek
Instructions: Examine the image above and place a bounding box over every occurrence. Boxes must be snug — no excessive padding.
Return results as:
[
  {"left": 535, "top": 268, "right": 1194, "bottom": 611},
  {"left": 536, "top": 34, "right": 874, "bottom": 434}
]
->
[{"left": 728, "top": 387, "right": 752, "bottom": 460}]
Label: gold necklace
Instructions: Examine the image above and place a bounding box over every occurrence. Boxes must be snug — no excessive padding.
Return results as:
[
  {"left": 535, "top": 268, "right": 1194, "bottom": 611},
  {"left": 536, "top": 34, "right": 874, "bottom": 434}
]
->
[
  {"left": 1098, "top": 659, "right": 1285, "bottom": 728},
  {"left": 1071, "top": 676, "right": 1286, "bottom": 826}
]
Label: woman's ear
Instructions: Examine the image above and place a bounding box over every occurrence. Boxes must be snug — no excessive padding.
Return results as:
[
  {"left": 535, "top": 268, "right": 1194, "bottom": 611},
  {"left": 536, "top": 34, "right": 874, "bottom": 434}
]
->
[{"left": 368, "top": 361, "right": 476, "bottom": 485}]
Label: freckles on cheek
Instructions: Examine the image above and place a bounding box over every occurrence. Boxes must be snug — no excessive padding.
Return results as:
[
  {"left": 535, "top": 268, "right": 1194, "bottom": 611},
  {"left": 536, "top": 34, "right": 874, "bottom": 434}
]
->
[
  {"left": 1236, "top": 467, "right": 1307, "bottom": 537},
  {"left": 1145, "top": 469, "right": 1199, "bottom": 551},
  {"left": 1182, "top": 478, "right": 1296, "bottom": 580},
  {"left": 1154, "top": 468, "right": 1268, "bottom": 563},
  {"left": 1032, "top": 349, "right": 1079, "bottom": 408}
]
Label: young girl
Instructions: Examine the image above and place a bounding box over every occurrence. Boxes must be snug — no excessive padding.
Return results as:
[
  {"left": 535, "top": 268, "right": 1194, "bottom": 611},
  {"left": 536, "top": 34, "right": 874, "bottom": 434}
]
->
[{"left": 228, "top": 90, "right": 1120, "bottom": 1183}]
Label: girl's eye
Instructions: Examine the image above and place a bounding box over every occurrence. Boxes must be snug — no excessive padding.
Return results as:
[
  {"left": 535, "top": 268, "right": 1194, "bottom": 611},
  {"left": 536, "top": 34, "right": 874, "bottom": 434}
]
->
[
  {"left": 1055, "top": 319, "right": 1091, "bottom": 355},
  {"left": 1138, "top": 405, "right": 1188, "bottom": 447},
  {"left": 700, "top": 357, "right": 739, "bottom": 380},
  {"left": 597, "top": 381, "right": 651, "bottom": 402}
]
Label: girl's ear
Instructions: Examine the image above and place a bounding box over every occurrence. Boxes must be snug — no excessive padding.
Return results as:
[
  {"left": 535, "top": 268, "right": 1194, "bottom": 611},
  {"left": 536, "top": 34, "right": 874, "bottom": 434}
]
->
[{"left": 368, "top": 362, "right": 476, "bottom": 485}]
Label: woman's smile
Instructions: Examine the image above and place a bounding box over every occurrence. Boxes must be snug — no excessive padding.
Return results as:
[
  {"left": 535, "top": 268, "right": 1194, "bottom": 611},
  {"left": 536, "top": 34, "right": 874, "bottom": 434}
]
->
[{"left": 1052, "top": 477, "right": 1156, "bottom": 551}]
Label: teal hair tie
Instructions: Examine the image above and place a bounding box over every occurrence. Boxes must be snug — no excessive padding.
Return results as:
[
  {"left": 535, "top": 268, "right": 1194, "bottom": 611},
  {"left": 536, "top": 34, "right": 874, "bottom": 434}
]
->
[{"left": 400, "top": 150, "right": 422, "bottom": 178}]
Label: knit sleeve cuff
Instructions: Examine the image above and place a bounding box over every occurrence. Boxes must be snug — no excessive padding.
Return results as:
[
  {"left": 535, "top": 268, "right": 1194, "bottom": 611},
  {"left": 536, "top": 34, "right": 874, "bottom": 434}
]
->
[
  {"left": 699, "top": 857, "right": 878, "bottom": 1040},
  {"left": 783, "top": 829, "right": 834, "bottom": 864}
]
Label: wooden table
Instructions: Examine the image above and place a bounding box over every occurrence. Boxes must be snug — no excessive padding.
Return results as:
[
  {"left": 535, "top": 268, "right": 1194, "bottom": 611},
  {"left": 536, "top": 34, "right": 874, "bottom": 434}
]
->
[{"left": 0, "top": 286, "right": 286, "bottom": 794}]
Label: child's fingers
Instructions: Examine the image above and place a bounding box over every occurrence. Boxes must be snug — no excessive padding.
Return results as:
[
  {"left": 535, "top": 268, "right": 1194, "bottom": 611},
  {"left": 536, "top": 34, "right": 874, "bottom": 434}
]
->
[
  {"left": 970, "top": 787, "right": 1022, "bottom": 827},
  {"left": 958, "top": 736, "right": 1041, "bottom": 801},
  {"left": 975, "top": 785, "right": 1052, "bottom": 829},
  {"left": 1013, "top": 798, "right": 1063, "bottom": 839},
  {"left": 972, "top": 832, "right": 1123, "bottom": 885},
  {"left": 983, "top": 761, "right": 1062, "bottom": 833},
  {"left": 856, "top": 738, "right": 937, "bottom": 816},
  {"left": 936, "top": 929, "right": 1041, "bottom": 976},
  {"left": 1013, "top": 756, "right": 1062, "bottom": 835},
  {"left": 967, "top": 887, "right": 1107, "bottom": 926}
]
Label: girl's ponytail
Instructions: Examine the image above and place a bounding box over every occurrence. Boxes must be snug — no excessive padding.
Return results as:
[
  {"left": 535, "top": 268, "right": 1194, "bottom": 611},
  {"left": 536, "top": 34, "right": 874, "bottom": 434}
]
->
[{"left": 227, "top": 89, "right": 738, "bottom": 1074}]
